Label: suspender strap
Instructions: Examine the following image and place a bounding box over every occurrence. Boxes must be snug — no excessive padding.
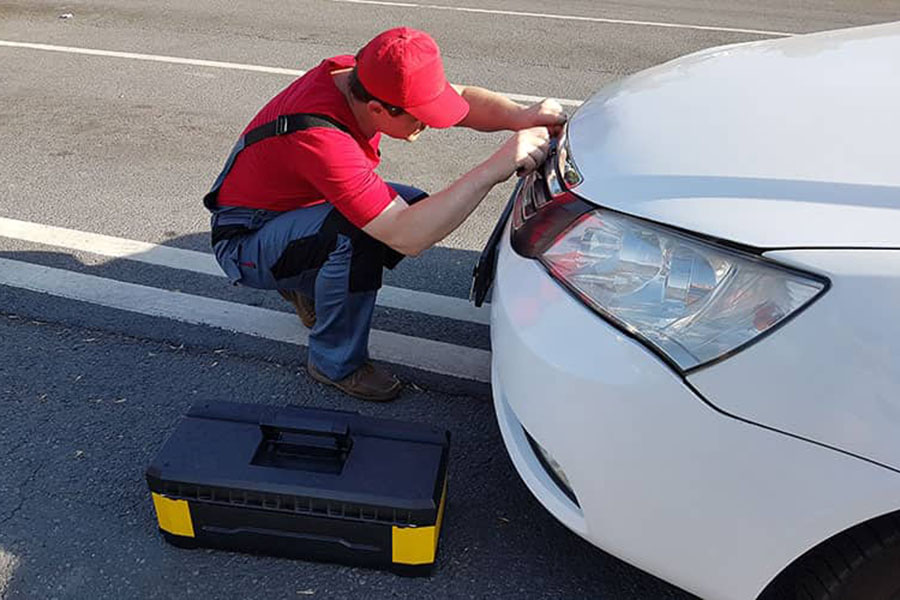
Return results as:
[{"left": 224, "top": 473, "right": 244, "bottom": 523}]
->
[
  {"left": 203, "top": 113, "right": 351, "bottom": 213},
  {"left": 243, "top": 113, "right": 351, "bottom": 147}
]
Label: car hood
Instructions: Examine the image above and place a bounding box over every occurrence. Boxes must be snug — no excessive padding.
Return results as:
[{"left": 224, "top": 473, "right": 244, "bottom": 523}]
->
[{"left": 567, "top": 22, "right": 900, "bottom": 249}]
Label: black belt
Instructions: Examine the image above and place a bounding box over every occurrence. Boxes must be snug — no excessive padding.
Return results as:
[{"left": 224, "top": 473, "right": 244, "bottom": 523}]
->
[{"left": 244, "top": 113, "right": 349, "bottom": 146}]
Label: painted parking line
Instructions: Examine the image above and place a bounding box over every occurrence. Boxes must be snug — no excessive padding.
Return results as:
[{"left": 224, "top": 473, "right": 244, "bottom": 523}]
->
[
  {"left": 329, "top": 0, "right": 794, "bottom": 37},
  {"left": 0, "top": 40, "right": 583, "bottom": 108},
  {"left": 0, "top": 257, "right": 491, "bottom": 382},
  {"left": 0, "top": 40, "right": 307, "bottom": 76},
  {"left": 0, "top": 217, "right": 489, "bottom": 325}
]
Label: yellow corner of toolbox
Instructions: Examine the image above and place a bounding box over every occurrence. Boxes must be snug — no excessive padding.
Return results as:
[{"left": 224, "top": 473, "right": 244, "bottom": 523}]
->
[
  {"left": 151, "top": 492, "right": 195, "bottom": 538},
  {"left": 392, "top": 479, "right": 447, "bottom": 565}
]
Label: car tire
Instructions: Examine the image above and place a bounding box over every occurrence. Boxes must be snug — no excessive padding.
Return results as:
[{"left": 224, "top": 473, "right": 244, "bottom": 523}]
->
[{"left": 760, "top": 512, "right": 900, "bottom": 600}]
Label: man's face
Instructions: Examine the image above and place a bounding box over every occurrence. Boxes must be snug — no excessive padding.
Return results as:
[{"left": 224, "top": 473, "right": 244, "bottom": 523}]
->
[{"left": 369, "top": 102, "right": 427, "bottom": 141}]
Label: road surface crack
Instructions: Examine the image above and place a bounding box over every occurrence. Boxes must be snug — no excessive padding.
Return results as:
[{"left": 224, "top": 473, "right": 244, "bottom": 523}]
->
[{"left": 0, "top": 463, "right": 45, "bottom": 526}]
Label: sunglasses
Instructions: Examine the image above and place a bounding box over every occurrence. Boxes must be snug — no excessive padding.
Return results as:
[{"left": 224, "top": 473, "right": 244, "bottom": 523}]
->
[{"left": 379, "top": 101, "right": 406, "bottom": 118}]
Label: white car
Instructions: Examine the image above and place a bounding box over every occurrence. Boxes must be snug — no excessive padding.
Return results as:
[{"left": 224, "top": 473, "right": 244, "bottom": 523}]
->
[{"left": 480, "top": 21, "right": 900, "bottom": 600}]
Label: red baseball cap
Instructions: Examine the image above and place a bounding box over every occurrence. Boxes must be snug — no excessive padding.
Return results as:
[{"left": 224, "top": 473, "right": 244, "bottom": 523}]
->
[{"left": 356, "top": 27, "right": 469, "bottom": 129}]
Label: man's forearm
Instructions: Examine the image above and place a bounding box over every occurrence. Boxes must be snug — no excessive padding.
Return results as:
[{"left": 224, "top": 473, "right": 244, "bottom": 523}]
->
[
  {"left": 362, "top": 127, "right": 550, "bottom": 257},
  {"left": 388, "top": 163, "right": 501, "bottom": 255},
  {"left": 455, "top": 85, "right": 525, "bottom": 132}
]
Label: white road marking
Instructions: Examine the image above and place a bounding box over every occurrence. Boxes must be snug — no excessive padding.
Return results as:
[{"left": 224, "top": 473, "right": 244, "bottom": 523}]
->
[
  {"left": 0, "top": 217, "right": 489, "bottom": 325},
  {"left": 0, "top": 257, "right": 491, "bottom": 382},
  {"left": 0, "top": 39, "right": 583, "bottom": 107},
  {"left": 329, "top": 0, "right": 795, "bottom": 37},
  {"left": 0, "top": 40, "right": 307, "bottom": 76},
  {"left": 0, "top": 549, "right": 19, "bottom": 599}
]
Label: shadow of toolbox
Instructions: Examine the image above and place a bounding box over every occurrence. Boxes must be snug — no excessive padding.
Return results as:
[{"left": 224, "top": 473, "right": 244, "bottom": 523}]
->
[{"left": 145, "top": 401, "right": 450, "bottom": 574}]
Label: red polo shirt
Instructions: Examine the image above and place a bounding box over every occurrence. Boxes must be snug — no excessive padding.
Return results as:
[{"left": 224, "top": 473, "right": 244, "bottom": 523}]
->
[{"left": 216, "top": 55, "right": 397, "bottom": 228}]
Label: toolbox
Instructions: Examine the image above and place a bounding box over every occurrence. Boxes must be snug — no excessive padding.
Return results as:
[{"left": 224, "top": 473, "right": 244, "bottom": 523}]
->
[{"left": 145, "top": 401, "right": 450, "bottom": 574}]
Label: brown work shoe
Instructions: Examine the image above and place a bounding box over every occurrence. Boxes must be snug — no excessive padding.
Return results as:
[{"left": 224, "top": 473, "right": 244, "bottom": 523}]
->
[
  {"left": 278, "top": 289, "right": 316, "bottom": 328},
  {"left": 307, "top": 360, "right": 402, "bottom": 402}
]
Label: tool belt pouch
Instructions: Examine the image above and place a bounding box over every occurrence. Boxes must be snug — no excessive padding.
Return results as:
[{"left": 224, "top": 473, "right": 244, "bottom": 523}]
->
[{"left": 146, "top": 401, "right": 450, "bottom": 575}]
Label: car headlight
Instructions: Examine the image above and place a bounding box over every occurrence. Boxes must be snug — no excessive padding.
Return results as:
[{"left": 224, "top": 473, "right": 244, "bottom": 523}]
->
[
  {"left": 510, "top": 134, "right": 828, "bottom": 373},
  {"left": 539, "top": 210, "right": 827, "bottom": 371}
]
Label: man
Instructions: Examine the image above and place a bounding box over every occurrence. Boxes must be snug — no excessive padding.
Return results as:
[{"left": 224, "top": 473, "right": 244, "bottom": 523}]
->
[{"left": 205, "top": 26, "right": 565, "bottom": 402}]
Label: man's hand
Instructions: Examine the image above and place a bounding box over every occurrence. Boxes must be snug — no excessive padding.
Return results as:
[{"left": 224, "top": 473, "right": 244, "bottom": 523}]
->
[
  {"left": 516, "top": 99, "right": 567, "bottom": 136},
  {"left": 485, "top": 126, "right": 551, "bottom": 183},
  {"left": 452, "top": 86, "right": 567, "bottom": 134}
]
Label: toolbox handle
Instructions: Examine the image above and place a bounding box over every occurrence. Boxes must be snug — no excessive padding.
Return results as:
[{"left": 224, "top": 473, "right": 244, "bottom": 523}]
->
[
  {"left": 255, "top": 410, "right": 352, "bottom": 473},
  {"left": 258, "top": 411, "right": 350, "bottom": 442}
]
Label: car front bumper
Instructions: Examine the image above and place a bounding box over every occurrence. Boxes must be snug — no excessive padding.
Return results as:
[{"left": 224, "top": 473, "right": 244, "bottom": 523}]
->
[{"left": 490, "top": 223, "right": 900, "bottom": 600}]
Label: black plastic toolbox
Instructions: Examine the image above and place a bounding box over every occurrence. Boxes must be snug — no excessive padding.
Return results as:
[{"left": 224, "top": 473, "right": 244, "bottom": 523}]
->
[{"left": 145, "top": 401, "right": 450, "bottom": 574}]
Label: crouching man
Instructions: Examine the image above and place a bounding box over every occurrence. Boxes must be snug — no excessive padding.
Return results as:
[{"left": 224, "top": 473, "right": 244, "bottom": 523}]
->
[{"left": 205, "top": 27, "right": 565, "bottom": 401}]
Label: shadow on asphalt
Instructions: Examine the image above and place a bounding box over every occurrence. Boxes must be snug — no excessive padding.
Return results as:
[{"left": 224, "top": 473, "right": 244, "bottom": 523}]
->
[
  {"left": 161, "top": 230, "right": 485, "bottom": 302},
  {"left": 0, "top": 230, "right": 492, "bottom": 397}
]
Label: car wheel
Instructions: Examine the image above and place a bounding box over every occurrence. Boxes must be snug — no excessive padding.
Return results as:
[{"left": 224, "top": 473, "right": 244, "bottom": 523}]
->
[{"left": 761, "top": 512, "right": 900, "bottom": 600}]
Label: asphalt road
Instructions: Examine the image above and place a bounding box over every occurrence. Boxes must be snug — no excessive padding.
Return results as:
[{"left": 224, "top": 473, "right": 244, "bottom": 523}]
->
[{"left": 1, "top": 1, "right": 898, "bottom": 599}]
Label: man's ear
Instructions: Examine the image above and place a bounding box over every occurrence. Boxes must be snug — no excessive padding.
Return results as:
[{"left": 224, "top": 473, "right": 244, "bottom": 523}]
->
[{"left": 366, "top": 100, "right": 385, "bottom": 117}]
